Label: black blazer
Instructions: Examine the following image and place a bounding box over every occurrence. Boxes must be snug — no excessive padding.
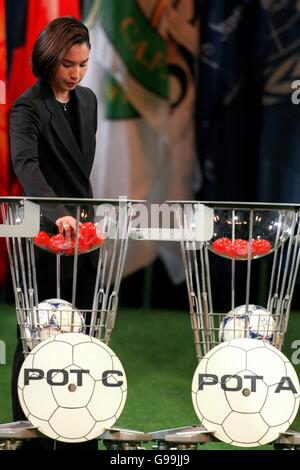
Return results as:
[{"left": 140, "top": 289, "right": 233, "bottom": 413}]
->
[{"left": 10, "top": 79, "right": 97, "bottom": 223}]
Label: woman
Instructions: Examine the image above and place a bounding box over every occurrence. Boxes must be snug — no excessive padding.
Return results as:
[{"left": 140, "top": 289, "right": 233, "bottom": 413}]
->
[{"left": 10, "top": 17, "right": 98, "bottom": 450}]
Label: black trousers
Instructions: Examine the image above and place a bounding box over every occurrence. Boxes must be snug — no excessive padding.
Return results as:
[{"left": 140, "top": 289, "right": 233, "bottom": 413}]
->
[{"left": 11, "top": 255, "right": 99, "bottom": 450}]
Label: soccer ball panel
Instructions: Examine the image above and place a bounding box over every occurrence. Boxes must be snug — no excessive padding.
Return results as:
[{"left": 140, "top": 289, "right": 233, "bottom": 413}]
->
[
  {"left": 51, "top": 366, "right": 95, "bottom": 408},
  {"left": 228, "top": 337, "right": 265, "bottom": 352},
  {"left": 247, "top": 346, "right": 287, "bottom": 386},
  {"left": 32, "top": 340, "right": 73, "bottom": 372},
  {"left": 27, "top": 415, "right": 59, "bottom": 441},
  {"left": 224, "top": 369, "right": 268, "bottom": 413},
  {"left": 192, "top": 361, "right": 232, "bottom": 423},
  {"left": 200, "top": 419, "right": 232, "bottom": 443},
  {"left": 258, "top": 422, "right": 290, "bottom": 446},
  {"left": 206, "top": 345, "right": 246, "bottom": 376},
  {"left": 20, "top": 375, "right": 59, "bottom": 421},
  {"left": 49, "top": 407, "right": 96, "bottom": 441},
  {"left": 222, "top": 412, "right": 269, "bottom": 446},
  {"left": 193, "top": 383, "right": 232, "bottom": 424},
  {"left": 54, "top": 333, "right": 91, "bottom": 346},
  {"left": 73, "top": 342, "right": 114, "bottom": 381},
  {"left": 261, "top": 383, "right": 299, "bottom": 427},
  {"left": 87, "top": 379, "right": 126, "bottom": 422}
]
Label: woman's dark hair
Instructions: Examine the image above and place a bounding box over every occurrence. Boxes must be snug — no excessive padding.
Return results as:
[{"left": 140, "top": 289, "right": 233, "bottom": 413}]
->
[{"left": 32, "top": 17, "right": 90, "bottom": 81}]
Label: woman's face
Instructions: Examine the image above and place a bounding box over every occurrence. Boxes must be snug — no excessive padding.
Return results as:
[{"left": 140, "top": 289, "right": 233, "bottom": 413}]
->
[{"left": 51, "top": 42, "right": 90, "bottom": 93}]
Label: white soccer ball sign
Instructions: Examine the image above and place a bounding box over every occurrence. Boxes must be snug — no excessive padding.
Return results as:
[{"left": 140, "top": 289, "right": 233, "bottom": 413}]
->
[
  {"left": 18, "top": 333, "right": 127, "bottom": 442},
  {"left": 192, "top": 338, "right": 300, "bottom": 447}
]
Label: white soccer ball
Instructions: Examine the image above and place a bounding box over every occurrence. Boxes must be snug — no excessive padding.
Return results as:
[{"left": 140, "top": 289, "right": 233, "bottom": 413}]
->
[
  {"left": 219, "top": 313, "right": 247, "bottom": 342},
  {"left": 25, "top": 298, "right": 85, "bottom": 348},
  {"left": 219, "top": 304, "right": 275, "bottom": 343},
  {"left": 192, "top": 338, "right": 300, "bottom": 447},
  {"left": 246, "top": 305, "right": 275, "bottom": 341},
  {"left": 18, "top": 333, "right": 127, "bottom": 442}
]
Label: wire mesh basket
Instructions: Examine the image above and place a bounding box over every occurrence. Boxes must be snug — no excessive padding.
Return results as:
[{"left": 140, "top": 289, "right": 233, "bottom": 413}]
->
[
  {"left": 0, "top": 196, "right": 138, "bottom": 355},
  {"left": 173, "top": 201, "right": 300, "bottom": 361}
]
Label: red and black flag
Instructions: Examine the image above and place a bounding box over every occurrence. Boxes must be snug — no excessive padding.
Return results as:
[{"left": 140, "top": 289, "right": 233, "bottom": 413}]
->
[
  {"left": 6, "top": 0, "right": 80, "bottom": 196},
  {"left": 1, "top": 0, "right": 81, "bottom": 291},
  {"left": 0, "top": 0, "right": 8, "bottom": 289},
  {"left": 7, "top": 0, "right": 80, "bottom": 108}
]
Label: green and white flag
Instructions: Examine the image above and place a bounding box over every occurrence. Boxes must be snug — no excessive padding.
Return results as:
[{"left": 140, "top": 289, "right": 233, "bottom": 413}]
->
[{"left": 83, "top": 0, "right": 201, "bottom": 280}]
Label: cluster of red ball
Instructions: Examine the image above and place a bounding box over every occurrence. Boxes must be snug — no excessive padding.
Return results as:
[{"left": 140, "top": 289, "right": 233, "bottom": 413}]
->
[
  {"left": 212, "top": 238, "right": 272, "bottom": 259},
  {"left": 34, "top": 222, "right": 105, "bottom": 255}
]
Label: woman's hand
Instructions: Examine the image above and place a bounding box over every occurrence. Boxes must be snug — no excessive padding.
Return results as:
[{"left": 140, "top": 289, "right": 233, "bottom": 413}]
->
[{"left": 55, "top": 216, "right": 80, "bottom": 240}]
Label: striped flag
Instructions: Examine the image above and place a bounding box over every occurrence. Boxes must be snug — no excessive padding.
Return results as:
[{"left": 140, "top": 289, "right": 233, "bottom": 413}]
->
[
  {"left": 0, "top": 0, "right": 8, "bottom": 287},
  {"left": 1, "top": 0, "right": 81, "bottom": 290},
  {"left": 0, "top": 0, "right": 8, "bottom": 196},
  {"left": 7, "top": 0, "right": 81, "bottom": 108},
  {"left": 6, "top": 0, "right": 81, "bottom": 196},
  {"left": 83, "top": 0, "right": 201, "bottom": 279}
]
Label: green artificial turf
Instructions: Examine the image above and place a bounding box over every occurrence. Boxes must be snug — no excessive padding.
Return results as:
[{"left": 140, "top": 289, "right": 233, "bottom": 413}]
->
[
  {"left": 0, "top": 302, "right": 16, "bottom": 424},
  {"left": 0, "top": 302, "right": 299, "bottom": 450}
]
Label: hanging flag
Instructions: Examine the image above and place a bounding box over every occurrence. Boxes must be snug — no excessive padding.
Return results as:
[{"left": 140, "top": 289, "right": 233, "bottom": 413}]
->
[
  {"left": 0, "top": 0, "right": 8, "bottom": 195},
  {"left": 196, "top": 0, "right": 265, "bottom": 202},
  {"left": 7, "top": 0, "right": 81, "bottom": 108},
  {"left": 195, "top": 0, "right": 300, "bottom": 204},
  {"left": 0, "top": 0, "right": 8, "bottom": 288},
  {"left": 258, "top": 1, "right": 300, "bottom": 203},
  {"left": 6, "top": 0, "right": 81, "bottom": 195},
  {"left": 6, "top": 0, "right": 28, "bottom": 110},
  {"left": 83, "top": 0, "right": 200, "bottom": 280}
]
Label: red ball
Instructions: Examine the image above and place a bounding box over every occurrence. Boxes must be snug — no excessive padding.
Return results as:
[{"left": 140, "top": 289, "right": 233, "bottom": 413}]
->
[
  {"left": 34, "top": 231, "right": 50, "bottom": 247},
  {"left": 80, "top": 222, "right": 97, "bottom": 240},
  {"left": 64, "top": 240, "right": 75, "bottom": 256},
  {"left": 232, "top": 239, "right": 249, "bottom": 259},
  {"left": 212, "top": 237, "right": 232, "bottom": 254},
  {"left": 252, "top": 239, "right": 271, "bottom": 256},
  {"left": 48, "top": 234, "right": 66, "bottom": 253}
]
